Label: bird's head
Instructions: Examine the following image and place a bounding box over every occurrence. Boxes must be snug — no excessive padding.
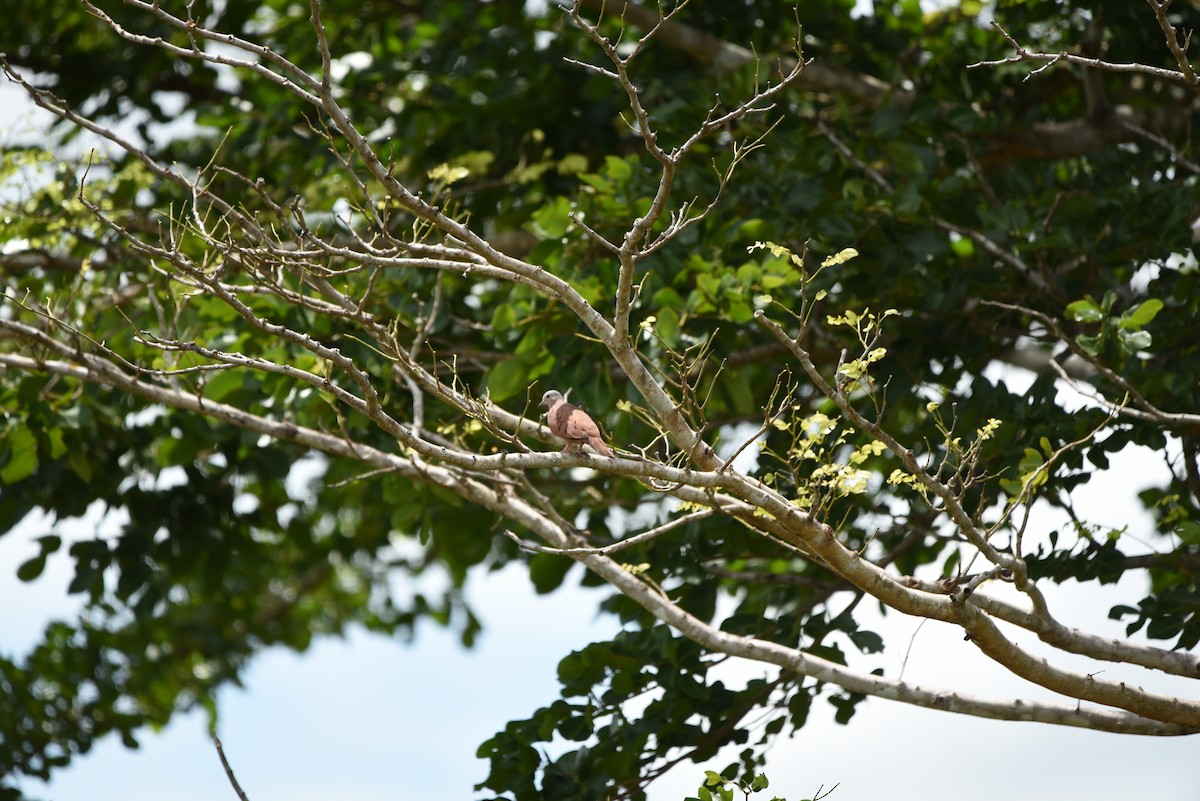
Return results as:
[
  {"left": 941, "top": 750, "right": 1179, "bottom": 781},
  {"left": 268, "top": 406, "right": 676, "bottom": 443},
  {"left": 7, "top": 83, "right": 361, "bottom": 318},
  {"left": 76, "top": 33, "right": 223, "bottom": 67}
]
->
[{"left": 540, "top": 390, "right": 562, "bottom": 409}]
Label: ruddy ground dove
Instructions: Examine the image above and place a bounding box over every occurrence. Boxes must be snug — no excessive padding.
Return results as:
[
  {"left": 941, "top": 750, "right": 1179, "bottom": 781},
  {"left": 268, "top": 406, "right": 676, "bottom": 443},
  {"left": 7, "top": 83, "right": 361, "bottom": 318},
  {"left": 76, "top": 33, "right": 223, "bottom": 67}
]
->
[{"left": 540, "top": 390, "right": 614, "bottom": 457}]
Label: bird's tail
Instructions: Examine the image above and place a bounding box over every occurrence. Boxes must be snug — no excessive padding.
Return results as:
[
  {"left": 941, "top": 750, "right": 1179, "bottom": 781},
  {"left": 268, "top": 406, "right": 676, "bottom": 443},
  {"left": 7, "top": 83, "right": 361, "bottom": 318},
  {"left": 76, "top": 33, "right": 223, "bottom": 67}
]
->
[{"left": 589, "top": 436, "right": 615, "bottom": 458}]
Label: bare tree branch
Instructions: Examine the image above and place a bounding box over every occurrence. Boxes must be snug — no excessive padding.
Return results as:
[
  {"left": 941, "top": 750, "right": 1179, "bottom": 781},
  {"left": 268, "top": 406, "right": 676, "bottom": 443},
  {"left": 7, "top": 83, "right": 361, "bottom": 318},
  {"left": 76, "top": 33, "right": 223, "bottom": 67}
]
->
[{"left": 970, "top": 20, "right": 1199, "bottom": 86}]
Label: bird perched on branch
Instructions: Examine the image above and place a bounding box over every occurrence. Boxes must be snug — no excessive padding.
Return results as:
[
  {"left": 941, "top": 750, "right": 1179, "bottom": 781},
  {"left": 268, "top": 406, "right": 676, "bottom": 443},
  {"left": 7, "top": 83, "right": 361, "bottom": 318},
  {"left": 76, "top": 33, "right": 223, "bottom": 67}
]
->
[{"left": 540, "top": 390, "right": 614, "bottom": 457}]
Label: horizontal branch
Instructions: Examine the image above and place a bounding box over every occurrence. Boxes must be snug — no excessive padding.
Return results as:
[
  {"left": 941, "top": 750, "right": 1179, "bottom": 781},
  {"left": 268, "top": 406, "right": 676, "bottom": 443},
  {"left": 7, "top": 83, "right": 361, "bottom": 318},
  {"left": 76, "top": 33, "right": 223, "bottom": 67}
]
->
[
  {"left": 0, "top": 250, "right": 83, "bottom": 274},
  {"left": 981, "top": 104, "right": 1194, "bottom": 166},
  {"left": 958, "top": 600, "right": 1200, "bottom": 726},
  {"left": 563, "top": 517, "right": 1196, "bottom": 736},
  {"left": 901, "top": 575, "right": 1200, "bottom": 679},
  {"left": 504, "top": 509, "right": 715, "bottom": 556},
  {"left": 969, "top": 20, "right": 1197, "bottom": 85}
]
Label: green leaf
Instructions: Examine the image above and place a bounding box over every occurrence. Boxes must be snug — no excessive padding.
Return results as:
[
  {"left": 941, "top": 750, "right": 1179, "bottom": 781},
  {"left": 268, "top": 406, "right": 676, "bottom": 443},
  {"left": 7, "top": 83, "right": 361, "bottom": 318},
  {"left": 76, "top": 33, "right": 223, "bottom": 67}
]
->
[
  {"left": 491, "top": 303, "right": 517, "bottom": 333},
  {"left": 47, "top": 427, "right": 67, "bottom": 459},
  {"left": 722, "top": 372, "right": 756, "bottom": 416},
  {"left": 1076, "top": 332, "right": 1102, "bottom": 356},
  {"left": 558, "top": 714, "right": 592, "bottom": 741},
  {"left": 529, "top": 552, "right": 573, "bottom": 594},
  {"left": 696, "top": 272, "right": 721, "bottom": 298},
  {"left": 1175, "top": 520, "right": 1200, "bottom": 546},
  {"left": 788, "top": 691, "right": 812, "bottom": 729},
  {"left": 1065, "top": 298, "right": 1102, "bottom": 322},
  {"left": 655, "top": 306, "right": 681, "bottom": 347},
  {"left": 653, "top": 286, "right": 685, "bottom": 310},
  {"left": 557, "top": 153, "right": 588, "bottom": 174},
  {"left": 949, "top": 236, "right": 975, "bottom": 258},
  {"left": 202, "top": 369, "right": 246, "bottom": 402},
  {"left": 1146, "top": 615, "right": 1182, "bottom": 641},
  {"left": 1119, "top": 298, "right": 1163, "bottom": 329},
  {"left": 603, "top": 155, "right": 633, "bottom": 181},
  {"left": 390, "top": 499, "right": 424, "bottom": 531},
  {"left": 1108, "top": 604, "right": 1138, "bottom": 621},
  {"left": 829, "top": 693, "right": 862, "bottom": 724},
  {"left": 821, "top": 247, "right": 860, "bottom": 267},
  {"left": 941, "top": 547, "right": 960, "bottom": 578},
  {"left": 528, "top": 196, "right": 574, "bottom": 239},
  {"left": 1118, "top": 329, "right": 1152, "bottom": 354},
  {"left": 36, "top": 534, "right": 63, "bottom": 556},
  {"left": 736, "top": 219, "right": 771, "bottom": 243},
  {"left": 17, "top": 555, "right": 46, "bottom": 582},
  {"left": 485, "top": 358, "right": 529, "bottom": 402},
  {"left": 1, "top": 426, "right": 38, "bottom": 483},
  {"left": 805, "top": 643, "right": 847, "bottom": 665},
  {"left": 849, "top": 629, "right": 884, "bottom": 654},
  {"left": 885, "top": 141, "right": 925, "bottom": 178}
]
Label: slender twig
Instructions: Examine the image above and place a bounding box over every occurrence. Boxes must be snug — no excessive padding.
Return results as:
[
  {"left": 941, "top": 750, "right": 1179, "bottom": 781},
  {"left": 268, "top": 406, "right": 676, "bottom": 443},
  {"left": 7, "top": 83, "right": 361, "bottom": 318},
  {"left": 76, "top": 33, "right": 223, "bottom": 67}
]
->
[
  {"left": 213, "top": 735, "right": 252, "bottom": 801},
  {"left": 1145, "top": 0, "right": 1200, "bottom": 87},
  {"left": 755, "top": 310, "right": 1014, "bottom": 570},
  {"left": 503, "top": 509, "right": 714, "bottom": 555}
]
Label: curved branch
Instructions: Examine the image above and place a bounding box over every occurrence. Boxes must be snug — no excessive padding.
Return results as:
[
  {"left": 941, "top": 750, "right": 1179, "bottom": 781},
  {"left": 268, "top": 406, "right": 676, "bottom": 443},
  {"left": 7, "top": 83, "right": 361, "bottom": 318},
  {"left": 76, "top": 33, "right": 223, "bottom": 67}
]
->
[
  {"left": 900, "top": 575, "right": 1200, "bottom": 679},
  {"left": 565, "top": 524, "right": 1195, "bottom": 735},
  {"left": 957, "top": 600, "right": 1200, "bottom": 726}
]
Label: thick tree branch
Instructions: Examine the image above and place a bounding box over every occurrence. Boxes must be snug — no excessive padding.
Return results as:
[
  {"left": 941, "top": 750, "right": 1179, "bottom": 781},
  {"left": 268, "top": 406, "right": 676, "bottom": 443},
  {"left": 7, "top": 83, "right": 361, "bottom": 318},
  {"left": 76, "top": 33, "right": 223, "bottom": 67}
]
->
[{"left": 901, "top": 575, "right": 1200, "bottom": 679}]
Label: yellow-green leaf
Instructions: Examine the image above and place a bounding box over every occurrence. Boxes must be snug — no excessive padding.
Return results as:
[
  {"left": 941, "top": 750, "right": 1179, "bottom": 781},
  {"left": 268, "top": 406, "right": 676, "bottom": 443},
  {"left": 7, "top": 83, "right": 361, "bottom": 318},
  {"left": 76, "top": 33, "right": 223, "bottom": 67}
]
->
[{"left": 1, "top": 426, "right": 38, "bottom": 484}]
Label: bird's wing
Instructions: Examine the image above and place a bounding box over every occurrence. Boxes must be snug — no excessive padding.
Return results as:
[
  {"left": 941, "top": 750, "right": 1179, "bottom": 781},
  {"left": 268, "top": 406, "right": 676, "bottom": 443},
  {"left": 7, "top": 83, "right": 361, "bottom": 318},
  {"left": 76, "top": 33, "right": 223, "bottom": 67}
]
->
[{"left": 562, "top": 407, "right": 599, "bottom": 442}]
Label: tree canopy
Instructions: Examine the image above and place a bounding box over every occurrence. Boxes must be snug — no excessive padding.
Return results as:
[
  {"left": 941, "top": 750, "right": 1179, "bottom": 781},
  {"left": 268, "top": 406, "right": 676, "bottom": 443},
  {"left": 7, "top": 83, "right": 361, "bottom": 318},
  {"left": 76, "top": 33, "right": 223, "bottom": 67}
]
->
[{"left": 1, "top": 0, "right": 1199, "bottom": 798}]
